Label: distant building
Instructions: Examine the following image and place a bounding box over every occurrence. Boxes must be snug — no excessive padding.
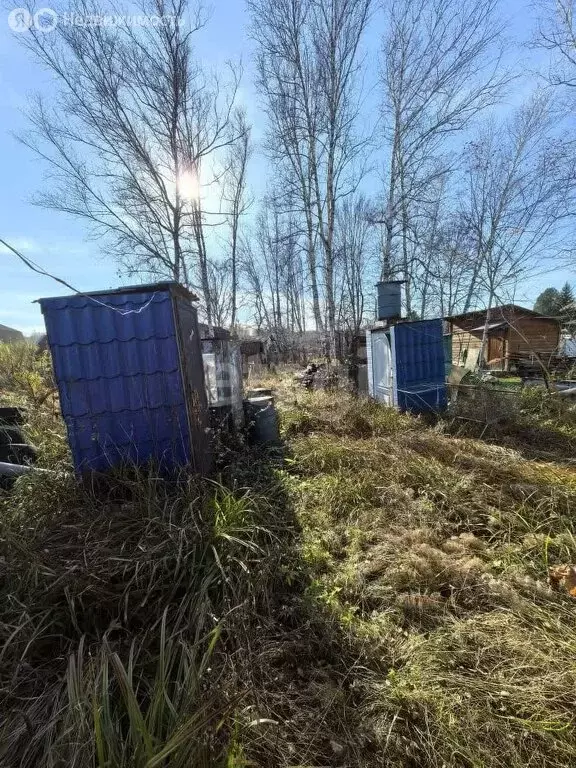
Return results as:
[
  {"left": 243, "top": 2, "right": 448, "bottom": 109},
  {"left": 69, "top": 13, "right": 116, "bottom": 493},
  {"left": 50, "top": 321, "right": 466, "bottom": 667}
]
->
[
  {"left": 0, "top": 323, "right": 24, "bottom": 343},
  {"left": 240, "top": 338, "right": 266, "bottom": 377},
  {"left": 445, "top": 305, "right": 561, "bottom": 371}
]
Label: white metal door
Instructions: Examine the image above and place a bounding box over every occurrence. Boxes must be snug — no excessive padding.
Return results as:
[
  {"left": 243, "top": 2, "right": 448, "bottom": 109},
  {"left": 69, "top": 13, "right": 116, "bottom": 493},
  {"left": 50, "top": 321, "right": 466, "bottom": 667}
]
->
[{"left": 371, "top": 332, "right": 393, "bottom": 405}]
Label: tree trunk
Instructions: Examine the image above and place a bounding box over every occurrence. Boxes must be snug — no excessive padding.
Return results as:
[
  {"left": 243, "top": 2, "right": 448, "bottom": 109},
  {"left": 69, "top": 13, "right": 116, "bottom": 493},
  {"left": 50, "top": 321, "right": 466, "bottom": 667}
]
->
[
  {"left": 477, "top": 292, "right": 494, "bottom": 371},
  {"left": 231, "top": 216, "right": 238, "bottom": 329},
  {"left": 381, "top": 132, "right": 398, "bottom": 281},
  {"left": 192, "top": 202, "right": 212, "bottom": 324},
  {"left": 305, "top": 214, "right": 324, "bottom": 331}
]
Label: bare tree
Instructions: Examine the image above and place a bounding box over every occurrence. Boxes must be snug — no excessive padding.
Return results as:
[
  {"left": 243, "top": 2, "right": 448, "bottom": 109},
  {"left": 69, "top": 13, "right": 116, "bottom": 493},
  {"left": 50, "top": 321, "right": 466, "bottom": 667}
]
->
[
  {"left": 311, "top": 0, "right": 372, "bottom": 357},
  {"left": 425, "top": 214, "right": 480, "bottom": 317},
  {"left": 461, "top": 95, "right": 569, "bottom": 366},
  {"left": 248, "top": 0, "right": 372, "bottom": 357},
  {"left": 535, "top": 0, "right": 576, "bottom": 253},
  {"left": 379, "top": 0, "right": 509, "bottom": 313},
  {"left": 248, "top": 0, "right": 324, "bottom": 331},
  {"left": 537, "top": 0, "right": 576, "bottom": 87},
  {"left": 241, "top": 200, "right": 305, "bottom": 345},
  {"left": 207, "top": 257, "right": 233, "bottom": 327},
  {"left": 334, "top": 195, "right": 377, "bottom": 334},
  {"left": 241, "top": 241, "right": 268, "bottom": 332},
  {"left": 17, "top": 0, "right": 240, "bottom": 321},
  {"left": 403, "top": 171, "right": 481, "bottom": 318},
  {"left": 222, "top": 109, "right": 252, "bottom": 329}
]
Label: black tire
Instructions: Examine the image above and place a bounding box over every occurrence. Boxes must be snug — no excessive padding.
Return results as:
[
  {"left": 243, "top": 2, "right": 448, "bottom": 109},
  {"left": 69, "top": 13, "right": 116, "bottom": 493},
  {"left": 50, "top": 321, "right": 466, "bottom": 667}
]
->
[
  {"left": 0, "top": 407, "right": 25, "bottom": 426},
  {"left": 0, "top": 426, "right": 27, "bottom": 447},
  {"left": 4, "top": 444, "right": 38, "bottom": 465}
]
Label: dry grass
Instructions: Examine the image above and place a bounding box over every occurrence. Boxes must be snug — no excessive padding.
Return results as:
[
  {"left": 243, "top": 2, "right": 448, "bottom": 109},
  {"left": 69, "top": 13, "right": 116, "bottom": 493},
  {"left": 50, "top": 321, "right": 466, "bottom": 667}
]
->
[
  {"left": 2, "top": 373, "right": 576, "bottom": 766},
  {"left": 0, "top": 469, "right": 250, "bottom": 766},
  {"left": 446, "top": 384, "right": 576, "bottom": 461},
  {"left": 276, "top": 388, "right": 576, "bottom": 767}
]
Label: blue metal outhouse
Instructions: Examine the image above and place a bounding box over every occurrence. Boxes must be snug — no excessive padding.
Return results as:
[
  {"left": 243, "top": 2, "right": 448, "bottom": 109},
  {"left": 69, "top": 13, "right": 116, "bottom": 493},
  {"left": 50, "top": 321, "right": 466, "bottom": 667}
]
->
[
  {"left": 366, "top": 319, "right": 447, "bottom": 413},
  {"left": 39, "top": 282, "right": 210, "bottom": 474}
]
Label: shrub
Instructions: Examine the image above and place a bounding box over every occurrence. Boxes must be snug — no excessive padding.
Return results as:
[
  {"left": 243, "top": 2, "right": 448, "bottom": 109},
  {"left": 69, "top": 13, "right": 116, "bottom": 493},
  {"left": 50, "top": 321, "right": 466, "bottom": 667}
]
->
[{"left": 0, "top": 342, "right": 54, "bottom": 405}]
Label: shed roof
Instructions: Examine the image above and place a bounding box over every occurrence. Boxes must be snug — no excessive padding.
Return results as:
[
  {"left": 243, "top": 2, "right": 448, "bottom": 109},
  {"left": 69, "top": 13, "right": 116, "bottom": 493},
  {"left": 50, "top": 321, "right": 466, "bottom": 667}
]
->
[
  {"left": 37, "top": 281, "right": 198, "bottom": 304},
  {"left": 469, "top": 322, "right": 508, "bottom": 332},
  {"left": 240, "top": 339, "right": 264, "bottom": 356},
  {"left": 446, "top": 304, "right": 558, "bottom": 323},
  {"left": 198, "top": 323, "right": 230, "bottom": 340}
]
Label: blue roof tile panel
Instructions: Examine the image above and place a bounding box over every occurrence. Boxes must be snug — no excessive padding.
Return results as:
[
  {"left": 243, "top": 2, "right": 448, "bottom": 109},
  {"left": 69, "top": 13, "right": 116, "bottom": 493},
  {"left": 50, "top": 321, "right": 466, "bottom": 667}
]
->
[
  {"left": 41, "top": 291, "right": 174, "bottom": 346},
  {"left": 49, "top": 336, "right": 180, "bottom": 381},
  {"left": 39, "top": 285, "right": 195, "bottom": 473}
]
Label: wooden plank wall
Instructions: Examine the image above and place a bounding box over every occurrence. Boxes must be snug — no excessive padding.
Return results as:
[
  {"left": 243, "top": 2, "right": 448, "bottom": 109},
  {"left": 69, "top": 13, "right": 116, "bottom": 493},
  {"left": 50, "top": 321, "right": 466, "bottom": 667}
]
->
[
  {"left": 449, "top": 314, "right": 560, "bottom": 368},
  {"left": 506, "top": 318, "right": 560, "bottom": 361}
]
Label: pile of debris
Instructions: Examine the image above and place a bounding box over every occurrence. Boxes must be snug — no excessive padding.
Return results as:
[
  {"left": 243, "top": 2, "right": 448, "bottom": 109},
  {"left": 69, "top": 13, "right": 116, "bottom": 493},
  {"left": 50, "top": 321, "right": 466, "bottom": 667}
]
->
[{"left": 294, "top": 363, "right": 345, "bottom": 391}]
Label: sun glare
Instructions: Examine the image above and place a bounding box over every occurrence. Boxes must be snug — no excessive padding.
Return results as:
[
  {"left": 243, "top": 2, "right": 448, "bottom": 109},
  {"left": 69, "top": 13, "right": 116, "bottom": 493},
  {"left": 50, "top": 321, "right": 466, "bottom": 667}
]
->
[{"left": 177, "top": 170, "right": 200, "bottom": 201}]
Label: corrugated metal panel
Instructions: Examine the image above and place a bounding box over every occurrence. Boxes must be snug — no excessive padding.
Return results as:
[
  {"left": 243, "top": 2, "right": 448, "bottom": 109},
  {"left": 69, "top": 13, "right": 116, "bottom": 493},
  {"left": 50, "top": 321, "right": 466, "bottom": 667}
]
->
[
  {"left": 391, "top": 320, "right": 447, "bottom": 413},
  {"left": 39, "top": 285, "right": 200, "bottom": 473}
]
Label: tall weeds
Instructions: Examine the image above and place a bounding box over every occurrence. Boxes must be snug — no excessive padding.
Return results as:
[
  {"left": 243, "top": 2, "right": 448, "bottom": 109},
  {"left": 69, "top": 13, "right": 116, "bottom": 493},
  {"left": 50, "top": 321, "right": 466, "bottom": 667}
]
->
[
  {"left": 0, "top": 462, "right": 285, "bottom": 767},
  {"left": 4, "top": 378, "right": 576, "bottom": 766}
]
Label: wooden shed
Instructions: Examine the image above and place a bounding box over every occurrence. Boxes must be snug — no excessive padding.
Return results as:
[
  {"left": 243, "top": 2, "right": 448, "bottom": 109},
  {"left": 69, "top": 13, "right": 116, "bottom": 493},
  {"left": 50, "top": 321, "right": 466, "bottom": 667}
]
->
[
  {"left": 240, "top": 338, "right": 266, "bottom": 377},
  {"left": 445, "top": 305, "right": 560, "bottom": 371}
]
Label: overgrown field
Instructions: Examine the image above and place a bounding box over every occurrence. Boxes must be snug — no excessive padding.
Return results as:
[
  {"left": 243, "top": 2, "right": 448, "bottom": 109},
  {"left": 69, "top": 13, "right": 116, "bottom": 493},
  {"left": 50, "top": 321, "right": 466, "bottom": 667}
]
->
[
  {"left": 278, "top": 383, "right": 576, "bottom": 767},
  {"left": 2, "top": 345, "right": 576, "bottom": 767}
]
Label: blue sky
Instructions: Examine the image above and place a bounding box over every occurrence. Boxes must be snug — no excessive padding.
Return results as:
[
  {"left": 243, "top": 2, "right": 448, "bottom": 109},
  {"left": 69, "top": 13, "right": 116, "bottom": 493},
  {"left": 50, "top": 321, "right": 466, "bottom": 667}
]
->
[{"left": 0, "top": 0, "right": 574, "bottom": 333}]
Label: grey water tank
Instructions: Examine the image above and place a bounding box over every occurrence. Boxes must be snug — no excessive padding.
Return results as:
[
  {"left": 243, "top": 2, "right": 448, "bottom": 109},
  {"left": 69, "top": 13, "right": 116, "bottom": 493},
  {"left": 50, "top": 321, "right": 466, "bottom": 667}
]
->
[
  {"left": 376, "top": 281, "right": 403, "bottom": 321},
  {"left": 244, "top": 396, "right": 279, "bottom": 444}
]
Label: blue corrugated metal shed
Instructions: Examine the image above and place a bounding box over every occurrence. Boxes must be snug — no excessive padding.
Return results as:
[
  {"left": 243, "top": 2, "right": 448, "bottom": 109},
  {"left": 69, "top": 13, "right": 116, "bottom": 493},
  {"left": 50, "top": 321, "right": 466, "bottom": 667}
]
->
[
  {"left": 39, "top": 282, "right": 210, "bottom": 474},
  {"left": 366, "top": 319, "right": 447, "bottom": 413},
  {"left": 392, "top": 320, "right": 447, "bottom": 412}
]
